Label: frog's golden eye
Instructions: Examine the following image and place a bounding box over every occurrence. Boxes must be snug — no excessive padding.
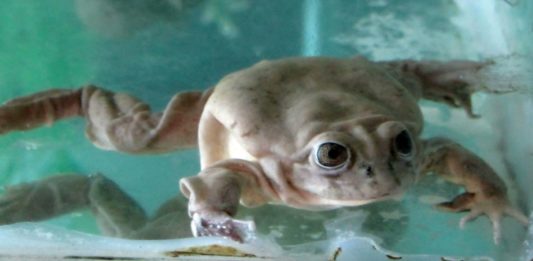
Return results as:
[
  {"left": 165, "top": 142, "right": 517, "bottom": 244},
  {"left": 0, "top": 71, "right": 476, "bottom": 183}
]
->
[{"left": 314, "top": 142, "right": 350, "bottom": 169}]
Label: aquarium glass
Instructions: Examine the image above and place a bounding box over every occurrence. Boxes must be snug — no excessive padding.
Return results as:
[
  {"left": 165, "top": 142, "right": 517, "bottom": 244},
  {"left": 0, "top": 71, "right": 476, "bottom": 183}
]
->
[{"left": 0, "top": 0, "right": 531, "bottom": 260}]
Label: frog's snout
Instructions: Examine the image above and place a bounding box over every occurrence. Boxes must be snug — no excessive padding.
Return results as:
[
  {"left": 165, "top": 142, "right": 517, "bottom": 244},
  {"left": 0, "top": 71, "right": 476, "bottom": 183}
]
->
[{"left": 362, "top": 168, "right": 401, "bottom": 197}]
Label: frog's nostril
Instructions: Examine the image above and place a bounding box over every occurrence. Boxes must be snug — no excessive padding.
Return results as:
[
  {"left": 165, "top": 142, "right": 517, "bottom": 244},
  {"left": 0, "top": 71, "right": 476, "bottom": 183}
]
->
[
  {"left": 365, "top": 165, "right": 374, "bottom": 177},
  {"left": 360, "top": 163, "right": 374, "bottom": 177}
]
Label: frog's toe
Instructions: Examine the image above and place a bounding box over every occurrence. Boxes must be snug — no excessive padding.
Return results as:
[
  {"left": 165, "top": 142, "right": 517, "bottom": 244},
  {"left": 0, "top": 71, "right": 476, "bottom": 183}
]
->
[
  {"left": 435, "top": 192, "right": 475, "bottom": 212},
  {"left": 459, "top": 204, "right": 528, "bottom": 245},
  {"left": 459, "top": 209, "right": 482, "bottom": 229},
  {"left": 191, "top": 213, "right": 255, "bottom": 243},
  {"left": 485, "top": 204, "right": 529, "bottom": 234},
  {"left": 488, "top": 213, "right": 503, "bottom": 245},
  {"left": 460, "top": 207, "right": 503, "bottom": 244},
  {"left": 504, "top": 206, "right": 529, "bottom": 226}
]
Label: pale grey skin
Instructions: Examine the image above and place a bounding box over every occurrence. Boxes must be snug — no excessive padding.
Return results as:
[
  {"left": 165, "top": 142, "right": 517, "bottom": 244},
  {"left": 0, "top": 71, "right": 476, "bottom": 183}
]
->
[{"left": 0, "top": 57, "right": 528, "bottom": 243}]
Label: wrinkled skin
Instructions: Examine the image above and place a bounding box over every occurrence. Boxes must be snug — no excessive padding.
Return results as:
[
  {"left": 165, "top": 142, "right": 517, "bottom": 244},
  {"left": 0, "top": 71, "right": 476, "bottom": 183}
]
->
[{"left": 0, "top": 56, "right": 528, "bottom": 244}]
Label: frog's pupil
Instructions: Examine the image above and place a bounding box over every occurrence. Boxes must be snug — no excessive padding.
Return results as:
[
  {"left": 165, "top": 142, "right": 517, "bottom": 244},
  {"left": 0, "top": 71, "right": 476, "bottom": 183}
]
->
[
  {"left": 395, "top": 130, "right": 412, "bottom": 155},
  {"left": 328, "top": 146, "right": 343, "bottom": 159}
]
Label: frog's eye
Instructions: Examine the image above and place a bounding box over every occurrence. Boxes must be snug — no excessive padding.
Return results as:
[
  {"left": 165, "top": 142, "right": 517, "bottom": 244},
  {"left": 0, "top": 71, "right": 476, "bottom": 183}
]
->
[
  {"left": 314, "top": 142, "right": 350, "bottom": 169},
  {"left": 393, "top": 130, "right": 413, "bottom": 160}
]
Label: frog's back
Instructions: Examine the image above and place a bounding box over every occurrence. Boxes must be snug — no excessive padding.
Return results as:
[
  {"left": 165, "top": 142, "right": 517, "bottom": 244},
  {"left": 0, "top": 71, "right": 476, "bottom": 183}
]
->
[{"left": 204, "top": 57, "right": 423, "bottom": 157}]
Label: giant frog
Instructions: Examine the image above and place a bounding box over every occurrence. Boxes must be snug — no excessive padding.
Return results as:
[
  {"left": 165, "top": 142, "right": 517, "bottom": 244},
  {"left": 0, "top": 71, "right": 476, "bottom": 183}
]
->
[{"left": 0, "top": 57, "right": 528, "bottom": 243}]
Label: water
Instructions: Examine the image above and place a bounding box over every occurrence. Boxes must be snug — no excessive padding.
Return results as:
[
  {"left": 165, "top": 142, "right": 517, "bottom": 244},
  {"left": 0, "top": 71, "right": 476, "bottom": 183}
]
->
[{"left": 0, "top": 0, "right": 531, "bottom": 259}]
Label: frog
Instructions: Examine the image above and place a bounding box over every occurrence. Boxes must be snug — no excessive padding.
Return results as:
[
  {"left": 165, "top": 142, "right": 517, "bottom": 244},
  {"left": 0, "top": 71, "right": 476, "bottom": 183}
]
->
[{"left": 0, "top": 56, "right": 528, "bottom": 244}]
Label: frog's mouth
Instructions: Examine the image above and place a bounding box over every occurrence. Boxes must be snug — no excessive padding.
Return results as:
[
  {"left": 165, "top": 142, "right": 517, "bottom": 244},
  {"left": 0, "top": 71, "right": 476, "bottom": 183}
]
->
[
  {"left": 367, "top": 190, "right": 405, "bottom": 201},
  {"left": 292, "top": 189, "right": 405, "bottom": 210},
  {"left": 332, "top": 190, "right": 404, "bottom": 206}
]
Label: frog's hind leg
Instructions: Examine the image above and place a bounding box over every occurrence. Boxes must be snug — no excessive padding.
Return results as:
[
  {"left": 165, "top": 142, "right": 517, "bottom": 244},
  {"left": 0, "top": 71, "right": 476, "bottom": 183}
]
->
[
  {"left": 87, "top": 174, "right": 148, "bottom": 238},
  {"left": 0, "top": 85, "right": 212, "bottom": 153},
  {"left": 0, "top": 88, "right": 83, "bottom": 134},
  {"left": 418, "top": 138, "right": 529, "bottom": 244},
  {"left": 81, "top": 86, "right": 211, "bottom": 153},
  {"left": 0, "top": 174, "right": 149, "bottom": 238},
  {"left": 0, "top": 174, "right": 91, "bottom": 225}
]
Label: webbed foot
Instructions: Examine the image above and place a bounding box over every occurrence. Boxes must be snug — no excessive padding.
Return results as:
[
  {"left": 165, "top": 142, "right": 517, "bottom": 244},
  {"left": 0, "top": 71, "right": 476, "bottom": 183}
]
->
[
  {"left": 191, "top": 211, "right": 256, "bottom": 243},
  {"left": 436, "top": 190, "right": 529, "bottom": 244},
  {"left": 421, "top": 138, "right": 529, "bottom": 244}
]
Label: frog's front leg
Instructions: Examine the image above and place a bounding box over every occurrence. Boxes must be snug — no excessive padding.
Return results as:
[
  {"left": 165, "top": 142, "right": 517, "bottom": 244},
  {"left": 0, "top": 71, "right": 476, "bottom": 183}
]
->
[
  {"left": 380, "top": 58, "right": 516, "bottom": 118},
  {"left": 419, "top": 138, "right": 529, "bottom": 244},
  {"left": 179, "top": 160, "right": 274, "bottom": 242}
]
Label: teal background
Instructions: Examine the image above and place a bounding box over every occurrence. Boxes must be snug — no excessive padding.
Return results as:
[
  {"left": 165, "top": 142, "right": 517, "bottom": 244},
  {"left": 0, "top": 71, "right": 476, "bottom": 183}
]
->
[{"left": 0, "top": 0, "right": 531, "bottom": 259}]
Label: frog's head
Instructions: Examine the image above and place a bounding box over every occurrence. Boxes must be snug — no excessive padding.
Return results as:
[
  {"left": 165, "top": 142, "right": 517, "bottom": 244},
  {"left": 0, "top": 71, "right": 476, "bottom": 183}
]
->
[{"left": 290, "top": 119, "right": 419, "bottom": 208}]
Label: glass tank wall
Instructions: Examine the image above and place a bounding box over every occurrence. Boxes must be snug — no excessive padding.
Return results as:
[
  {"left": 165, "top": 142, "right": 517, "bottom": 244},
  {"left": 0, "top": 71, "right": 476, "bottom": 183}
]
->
[{"left": 0, "top": 0, "right": 531, "bottom": 260}]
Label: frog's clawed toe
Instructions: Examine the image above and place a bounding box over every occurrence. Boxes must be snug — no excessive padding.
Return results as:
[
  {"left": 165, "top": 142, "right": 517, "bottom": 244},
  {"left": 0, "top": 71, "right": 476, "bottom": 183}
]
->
[
  {"left": 459, "top": 206, "right": 528, "bottom": 244},
  {"left": 435, "top": 192, "right": 529, "bottom": 244},
  {"left": 503, "top": 206, "right": 530, "bottom": 226},
  {"left": 190, "top": 213, "right": 256, "bottom": 243}
]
